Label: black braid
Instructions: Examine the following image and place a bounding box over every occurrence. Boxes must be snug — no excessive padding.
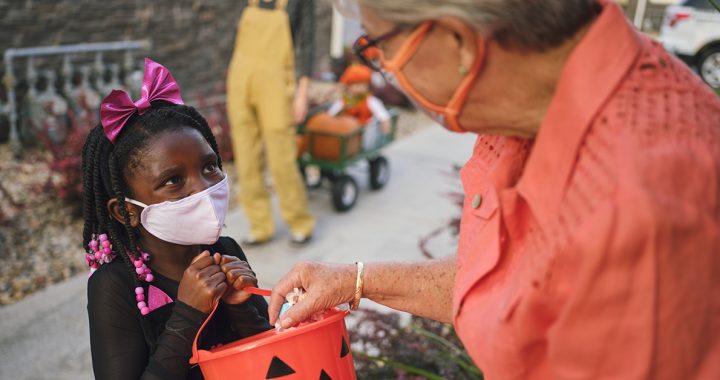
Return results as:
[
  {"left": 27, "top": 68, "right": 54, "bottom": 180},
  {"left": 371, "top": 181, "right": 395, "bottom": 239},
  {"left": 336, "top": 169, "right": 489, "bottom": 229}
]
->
[
  {"left": 80, "top": 101, "right": 221, "bottom": 344},
  {"left": 81, "top": 127, "right": 99, "bottom": 245},
  {"left": 108, "top": 152, "right": 141, "bottom": 261}
]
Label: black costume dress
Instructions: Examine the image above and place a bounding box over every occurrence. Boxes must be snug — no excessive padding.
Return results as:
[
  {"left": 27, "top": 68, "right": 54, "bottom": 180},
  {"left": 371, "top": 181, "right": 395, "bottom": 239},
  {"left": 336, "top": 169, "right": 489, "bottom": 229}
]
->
[{"left": 87, "top": 237, "right": 272, "bottom": 380}]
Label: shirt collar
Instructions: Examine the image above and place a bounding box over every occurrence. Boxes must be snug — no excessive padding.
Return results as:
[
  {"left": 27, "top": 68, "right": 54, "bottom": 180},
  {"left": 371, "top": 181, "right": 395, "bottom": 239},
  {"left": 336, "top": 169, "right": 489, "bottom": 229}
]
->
[{"left": 515, "top": 1, "right": 642, "bottom": 224}]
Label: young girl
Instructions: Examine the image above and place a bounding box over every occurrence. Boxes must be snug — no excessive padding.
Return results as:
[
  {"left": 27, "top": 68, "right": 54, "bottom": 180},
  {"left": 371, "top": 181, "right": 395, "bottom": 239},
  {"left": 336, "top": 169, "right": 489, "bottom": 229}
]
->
[{"left": 83, "top": 59, "right": 271, "bottom": 380}]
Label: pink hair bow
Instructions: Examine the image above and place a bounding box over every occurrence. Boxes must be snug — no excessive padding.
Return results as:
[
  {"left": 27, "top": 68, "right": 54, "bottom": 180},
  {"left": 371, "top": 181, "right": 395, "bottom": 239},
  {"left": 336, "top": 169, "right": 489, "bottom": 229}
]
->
[{"left": 100, "top": 58, "right": 184, "bottom": 143}]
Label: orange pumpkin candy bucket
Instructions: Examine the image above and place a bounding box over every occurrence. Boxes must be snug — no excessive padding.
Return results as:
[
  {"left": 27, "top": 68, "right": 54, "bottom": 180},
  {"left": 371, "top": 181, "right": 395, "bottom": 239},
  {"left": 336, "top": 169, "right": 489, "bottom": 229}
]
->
[{"left": 189, "top": 287, "right": 357, "bottom": 380}]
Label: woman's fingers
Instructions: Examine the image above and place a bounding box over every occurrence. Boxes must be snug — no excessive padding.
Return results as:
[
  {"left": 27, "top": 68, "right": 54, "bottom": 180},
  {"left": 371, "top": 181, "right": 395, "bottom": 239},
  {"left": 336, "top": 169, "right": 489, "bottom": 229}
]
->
[
  {"left": 269, "top": 262, "right": 356, "bottom": 327},
  {"left": 269, "top": 262, "right": 308, "bottom": 325},
  {"left": 278, "top": 293, "right": 327, "bottom": 329}
]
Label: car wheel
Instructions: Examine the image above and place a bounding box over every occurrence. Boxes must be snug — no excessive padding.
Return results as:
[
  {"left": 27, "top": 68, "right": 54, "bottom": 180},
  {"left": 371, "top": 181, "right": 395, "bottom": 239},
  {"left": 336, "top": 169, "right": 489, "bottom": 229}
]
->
[{"left": 698, "top": 47, "right": 720, "bottom": 89}]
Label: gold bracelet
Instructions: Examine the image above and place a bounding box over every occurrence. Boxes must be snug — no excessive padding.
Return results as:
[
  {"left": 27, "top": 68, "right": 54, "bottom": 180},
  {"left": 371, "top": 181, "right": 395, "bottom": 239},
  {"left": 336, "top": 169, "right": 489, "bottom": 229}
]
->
[{"left": 349, "top": 262, "right": 364, "bottom": 311}]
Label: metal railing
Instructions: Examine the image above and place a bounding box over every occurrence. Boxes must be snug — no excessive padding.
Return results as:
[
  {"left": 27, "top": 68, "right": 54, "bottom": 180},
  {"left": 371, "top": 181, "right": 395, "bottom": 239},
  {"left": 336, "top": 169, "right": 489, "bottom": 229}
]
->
[{"left": 2, "top": 40, "right": 151, "bottom": 157}]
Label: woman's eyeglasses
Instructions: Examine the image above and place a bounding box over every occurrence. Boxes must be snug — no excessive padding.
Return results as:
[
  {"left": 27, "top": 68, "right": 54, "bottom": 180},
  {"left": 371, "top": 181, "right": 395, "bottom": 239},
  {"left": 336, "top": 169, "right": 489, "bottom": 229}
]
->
[{"left": 352, "top": 26, "right": 405, "bottom": 72}]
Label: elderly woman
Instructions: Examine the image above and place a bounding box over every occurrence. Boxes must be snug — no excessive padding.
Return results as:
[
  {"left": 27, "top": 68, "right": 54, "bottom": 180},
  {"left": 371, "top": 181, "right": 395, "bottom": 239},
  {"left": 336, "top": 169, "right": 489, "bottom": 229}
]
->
[{"left": 269, "top": 0, "right": 720, "bottom": 378}]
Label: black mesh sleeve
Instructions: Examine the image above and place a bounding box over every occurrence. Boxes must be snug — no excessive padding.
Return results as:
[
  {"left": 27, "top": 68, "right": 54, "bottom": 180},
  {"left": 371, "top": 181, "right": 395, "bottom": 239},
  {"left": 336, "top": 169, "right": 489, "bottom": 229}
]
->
[
  {"left": 88, "top": 267, "right": 148, "bottom": 380},
  {"left": 88, "top": 267, "right": 206, "bottom": 380},
  {"left": 224, "top": 297, "right": 273, "bottom": 337}
]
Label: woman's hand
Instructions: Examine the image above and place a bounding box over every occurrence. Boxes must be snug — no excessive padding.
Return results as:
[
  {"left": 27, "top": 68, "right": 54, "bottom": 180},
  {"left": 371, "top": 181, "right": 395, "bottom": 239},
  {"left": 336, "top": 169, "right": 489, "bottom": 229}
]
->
[
  {"left": 177, "top": 251, "right": 228, "bottom": 314},
  {"left": 269, "top": 261, "right": 356, "bottom": 329},
  {"left": 219, "top": 255, "right": 258, "bottom": 305},
  {"left": 271, "top": 258, "right": 457, "bottom": 326}
]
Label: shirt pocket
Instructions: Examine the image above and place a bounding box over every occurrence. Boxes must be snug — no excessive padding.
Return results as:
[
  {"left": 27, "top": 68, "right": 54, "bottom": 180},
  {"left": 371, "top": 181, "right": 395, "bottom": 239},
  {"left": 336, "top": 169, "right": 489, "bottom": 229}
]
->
[
  {"left": 455, "top": 185, "right": 503, "bottom": 310},
  {"left": 467, "top": 185, "right": 499, "bottom": 220}
]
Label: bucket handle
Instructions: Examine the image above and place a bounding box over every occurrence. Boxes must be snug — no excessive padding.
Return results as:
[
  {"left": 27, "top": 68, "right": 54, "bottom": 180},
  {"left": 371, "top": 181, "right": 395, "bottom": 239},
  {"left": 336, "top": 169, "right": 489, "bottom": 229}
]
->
[{"left": 189, "top": 286, "right": 272, "bottom": 364}]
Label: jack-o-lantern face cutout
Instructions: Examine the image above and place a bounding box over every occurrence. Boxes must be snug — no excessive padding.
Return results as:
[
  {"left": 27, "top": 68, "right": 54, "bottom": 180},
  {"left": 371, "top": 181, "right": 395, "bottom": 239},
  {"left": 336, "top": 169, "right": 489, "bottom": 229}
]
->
[
  {"left": 264, "top": 335, "right": 354, "bottom": 379},
  {"left": 266, "top": 357, "right": 296, "bottom": 378}
]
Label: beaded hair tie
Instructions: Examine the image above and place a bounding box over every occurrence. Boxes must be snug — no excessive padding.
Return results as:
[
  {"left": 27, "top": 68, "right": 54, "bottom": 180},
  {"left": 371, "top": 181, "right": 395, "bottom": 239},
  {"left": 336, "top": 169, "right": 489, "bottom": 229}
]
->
[{"left": 86, "top": 233, "right": 154, "bottom": 315}]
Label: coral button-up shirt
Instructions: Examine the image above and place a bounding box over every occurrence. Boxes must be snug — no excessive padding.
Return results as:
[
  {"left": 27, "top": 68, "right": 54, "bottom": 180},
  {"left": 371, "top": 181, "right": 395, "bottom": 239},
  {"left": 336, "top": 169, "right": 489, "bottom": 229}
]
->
[{"left": 453, "top": 2, "right": 720, "bottom": 379}]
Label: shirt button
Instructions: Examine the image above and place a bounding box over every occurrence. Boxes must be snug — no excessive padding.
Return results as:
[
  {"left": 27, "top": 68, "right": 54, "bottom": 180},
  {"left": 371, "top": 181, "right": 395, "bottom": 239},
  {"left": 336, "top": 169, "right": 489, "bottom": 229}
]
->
[{"left": 472, "top": 194, "right": 483, "bottom": 209}]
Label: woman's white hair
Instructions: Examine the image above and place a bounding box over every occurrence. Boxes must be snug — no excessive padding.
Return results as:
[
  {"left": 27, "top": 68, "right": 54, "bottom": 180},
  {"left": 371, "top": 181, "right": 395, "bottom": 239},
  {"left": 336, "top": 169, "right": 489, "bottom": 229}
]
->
[{"left": 337, "top": 0, "right": 600, "bottom": 51}]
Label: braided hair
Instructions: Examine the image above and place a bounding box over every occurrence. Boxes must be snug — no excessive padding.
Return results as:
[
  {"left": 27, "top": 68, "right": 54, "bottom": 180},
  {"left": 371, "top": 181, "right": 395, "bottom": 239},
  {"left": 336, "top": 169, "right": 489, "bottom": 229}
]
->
[{"left": 81, "top": 101, "right": 221, "bottom": 327}]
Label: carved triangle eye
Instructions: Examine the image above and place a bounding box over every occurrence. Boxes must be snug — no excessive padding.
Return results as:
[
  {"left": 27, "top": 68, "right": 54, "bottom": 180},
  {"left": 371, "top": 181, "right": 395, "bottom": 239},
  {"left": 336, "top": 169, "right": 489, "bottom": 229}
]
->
[
  {"left": 319, "top": 369, "right": 332, "bottom": 380},
  {"left": 340, "top": 336, "right": 350, "bottom": 358},
  {"left": 266, "top": 356, "right": 295, "bottom": 379}
]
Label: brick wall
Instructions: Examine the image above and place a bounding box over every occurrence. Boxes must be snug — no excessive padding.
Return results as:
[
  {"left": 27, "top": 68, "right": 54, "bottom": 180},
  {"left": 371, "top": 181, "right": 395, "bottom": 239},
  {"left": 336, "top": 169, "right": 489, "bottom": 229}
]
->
[{"left": 0, "top": 0, "right": 333, "bottom": 98}]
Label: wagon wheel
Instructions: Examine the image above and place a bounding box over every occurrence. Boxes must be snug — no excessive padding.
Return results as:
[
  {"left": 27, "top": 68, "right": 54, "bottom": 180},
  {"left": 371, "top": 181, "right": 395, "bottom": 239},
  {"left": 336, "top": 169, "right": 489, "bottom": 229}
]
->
[
  {"left": 331, "top": 175, "right": 358, "bottom": 212},
  {"left": 368, "top": 156, "right": 390, "bottom": 190}
]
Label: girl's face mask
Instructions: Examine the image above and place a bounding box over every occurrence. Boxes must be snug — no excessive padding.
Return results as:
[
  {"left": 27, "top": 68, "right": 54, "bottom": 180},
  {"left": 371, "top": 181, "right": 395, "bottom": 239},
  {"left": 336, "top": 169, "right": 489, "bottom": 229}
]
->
[
  {"left": 125, "top": 175, "right": 229, "bottom": 246},
  {"left": 377, "top": 21, "right": 485, "bottom": 133}
]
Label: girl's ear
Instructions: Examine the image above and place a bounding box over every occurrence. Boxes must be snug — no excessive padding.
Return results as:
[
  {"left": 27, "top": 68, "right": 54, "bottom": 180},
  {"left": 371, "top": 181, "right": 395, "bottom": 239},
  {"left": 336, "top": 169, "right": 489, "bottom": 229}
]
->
[{"left": 107, "top": 199, "right": 141, "bottom": 228}]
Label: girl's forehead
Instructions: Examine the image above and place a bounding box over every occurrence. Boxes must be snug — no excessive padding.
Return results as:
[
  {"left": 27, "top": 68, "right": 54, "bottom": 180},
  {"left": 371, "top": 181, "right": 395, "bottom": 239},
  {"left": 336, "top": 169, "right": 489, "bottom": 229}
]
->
[
  {"left": 147, "top": 127, "right": 210, "bottom": 152},
  {"left": 128, "top": 127, "right": 213, "bottom": 173}
]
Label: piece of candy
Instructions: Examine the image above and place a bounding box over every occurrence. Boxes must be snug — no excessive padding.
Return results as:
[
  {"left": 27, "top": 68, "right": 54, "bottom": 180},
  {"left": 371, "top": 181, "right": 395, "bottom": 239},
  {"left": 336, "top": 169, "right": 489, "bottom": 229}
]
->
[{"left": 280, "top": 302, "right": 292, "bottom": 317}]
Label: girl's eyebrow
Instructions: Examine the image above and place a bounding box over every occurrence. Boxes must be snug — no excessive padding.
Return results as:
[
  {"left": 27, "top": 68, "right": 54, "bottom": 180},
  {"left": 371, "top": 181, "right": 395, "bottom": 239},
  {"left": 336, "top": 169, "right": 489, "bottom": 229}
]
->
[
  {"left": 202, "top": 152, "right": 218, "bottom": 161},
  {"left": 155, "top": 166, "right": 182, "bottom": 182}
]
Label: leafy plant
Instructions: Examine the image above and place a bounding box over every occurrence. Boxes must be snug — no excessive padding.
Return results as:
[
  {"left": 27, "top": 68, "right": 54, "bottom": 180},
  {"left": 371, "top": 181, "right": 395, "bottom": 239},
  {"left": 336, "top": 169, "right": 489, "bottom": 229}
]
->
[
  {"left": 349, "top": 309, "right": 483, "bottom": 379},
  {"left": 37, "top": 108, "right": 92, "bottom": 213}
]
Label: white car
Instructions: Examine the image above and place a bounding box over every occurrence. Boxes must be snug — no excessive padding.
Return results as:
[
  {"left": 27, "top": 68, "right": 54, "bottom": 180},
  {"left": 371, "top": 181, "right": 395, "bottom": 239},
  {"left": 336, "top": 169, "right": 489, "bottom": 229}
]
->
[{"left": 659, "top": 0, "right": 720, "bottom": 89}]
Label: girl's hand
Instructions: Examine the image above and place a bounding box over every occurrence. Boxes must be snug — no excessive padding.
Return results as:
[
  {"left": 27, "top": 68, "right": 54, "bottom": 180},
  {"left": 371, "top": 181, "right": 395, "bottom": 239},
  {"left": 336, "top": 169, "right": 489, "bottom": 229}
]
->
[
  {"left": 177, "top": 251, "right": 228, "bottom": 314},
  {"left": 219, "top": 255, "right": 258, "bottom": 305}
]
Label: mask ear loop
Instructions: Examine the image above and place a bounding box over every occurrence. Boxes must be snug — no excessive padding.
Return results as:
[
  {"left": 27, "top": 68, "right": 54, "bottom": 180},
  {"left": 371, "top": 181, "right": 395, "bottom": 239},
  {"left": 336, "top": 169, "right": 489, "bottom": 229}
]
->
[
  {"left": 381, "top": 21, "right": 486, "bottom": 133},
  {"left": 380, "top": 22, "right": 443, "bottom": 115},
  {"left": 380, "top": 21, "right": 433, "bottom": 71},
  {"left": 125, "top": 198, "right": 149, "bottom": 208},
  {"left": 444, "top": 36, "right": 486, "bottom": 132}
]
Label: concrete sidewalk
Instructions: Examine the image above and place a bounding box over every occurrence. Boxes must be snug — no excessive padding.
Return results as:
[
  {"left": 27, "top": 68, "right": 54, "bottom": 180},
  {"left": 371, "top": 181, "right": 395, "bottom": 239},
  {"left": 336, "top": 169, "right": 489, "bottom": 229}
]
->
[{"left": 0, "top": 125, "right": 474, "bottom": 380}]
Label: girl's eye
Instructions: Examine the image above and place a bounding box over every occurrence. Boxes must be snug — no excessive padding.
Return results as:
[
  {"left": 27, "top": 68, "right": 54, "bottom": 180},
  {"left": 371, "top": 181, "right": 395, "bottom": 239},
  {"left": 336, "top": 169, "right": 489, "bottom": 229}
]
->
[
  {"left": 163, "top": 176, "right": 181, "bottom": 187},
  {"left": 203, "top": 163, "right": 218, "bottom": 174}
]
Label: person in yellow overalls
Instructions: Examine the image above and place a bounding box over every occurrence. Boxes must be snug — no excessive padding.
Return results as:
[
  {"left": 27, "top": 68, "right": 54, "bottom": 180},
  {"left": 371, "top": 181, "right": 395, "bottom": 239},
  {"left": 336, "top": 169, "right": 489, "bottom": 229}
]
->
[{"left": 227, "top": 0, "right": 316, "bottom": 245}]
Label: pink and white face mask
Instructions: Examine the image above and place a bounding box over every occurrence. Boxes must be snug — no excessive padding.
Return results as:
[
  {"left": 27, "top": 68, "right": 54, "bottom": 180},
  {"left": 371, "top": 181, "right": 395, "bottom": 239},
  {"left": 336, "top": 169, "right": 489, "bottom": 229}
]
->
[{"left": 125, "top": 175, "right": 229, "bottom": 246}]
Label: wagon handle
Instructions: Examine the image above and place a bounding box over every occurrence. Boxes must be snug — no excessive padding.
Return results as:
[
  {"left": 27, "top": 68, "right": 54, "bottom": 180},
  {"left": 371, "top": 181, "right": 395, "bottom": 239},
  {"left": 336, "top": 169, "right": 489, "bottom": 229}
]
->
[{"left": 189, "top": 287, "right": 273, "bottom": 364}]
